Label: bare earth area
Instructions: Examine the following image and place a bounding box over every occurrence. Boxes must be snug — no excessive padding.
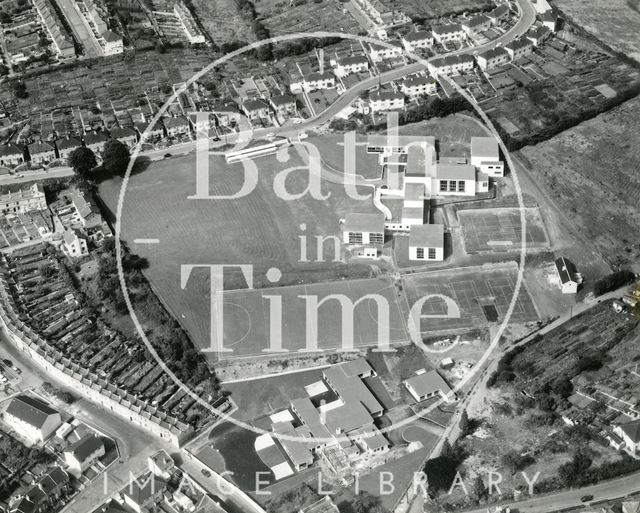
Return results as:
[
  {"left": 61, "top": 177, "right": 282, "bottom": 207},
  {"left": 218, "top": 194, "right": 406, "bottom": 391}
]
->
[
  {"left": 555, "top": 0, "right": 640, "bottom": 63},
  {"left": 517, "top": 96, "right": 640, "bottom": 271}
]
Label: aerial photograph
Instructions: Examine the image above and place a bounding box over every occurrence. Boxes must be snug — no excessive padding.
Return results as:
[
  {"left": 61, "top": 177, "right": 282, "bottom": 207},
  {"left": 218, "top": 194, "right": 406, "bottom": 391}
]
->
[{"left": 0, "top": 0, "right": 638, "bottom": 511}]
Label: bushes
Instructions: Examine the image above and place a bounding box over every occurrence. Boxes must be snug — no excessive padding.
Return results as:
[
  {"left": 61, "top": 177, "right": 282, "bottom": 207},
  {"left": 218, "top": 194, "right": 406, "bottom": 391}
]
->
[
  {"left": 593, "top": 269, "right": 635, "bottom": 296},
  {"left": 424, "top": 442, "right": 467, "bottom": 494}
]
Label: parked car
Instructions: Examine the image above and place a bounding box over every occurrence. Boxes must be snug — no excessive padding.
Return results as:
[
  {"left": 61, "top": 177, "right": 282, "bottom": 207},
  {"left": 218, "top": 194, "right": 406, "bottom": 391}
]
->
[
  {"left": 581, "top": 495, "right": 594, "bottom": 503},
  {"left": 201, "top": 468, "right": 211, "bottom": 478}
]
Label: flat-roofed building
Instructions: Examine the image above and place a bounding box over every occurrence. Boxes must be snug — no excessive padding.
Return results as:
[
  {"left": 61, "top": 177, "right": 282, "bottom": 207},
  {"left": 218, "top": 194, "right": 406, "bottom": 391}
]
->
[
  {"left": 409, "top": 224, "right": 444, "bottom": 261},
  {"left": 434, "top": 164, "right": 476, "bottom": 196},
  {"left": 342, "top": 213, "right": 385, "bottom": 246},
  {"left": 470, "top": 136, "right": 504, "bottom": 176}
]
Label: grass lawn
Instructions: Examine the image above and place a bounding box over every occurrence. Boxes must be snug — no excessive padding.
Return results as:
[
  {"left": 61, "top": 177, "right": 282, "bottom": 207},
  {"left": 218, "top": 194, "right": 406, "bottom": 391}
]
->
[{"left": 98, "top": 149, "right": 381, "bottom": 352}]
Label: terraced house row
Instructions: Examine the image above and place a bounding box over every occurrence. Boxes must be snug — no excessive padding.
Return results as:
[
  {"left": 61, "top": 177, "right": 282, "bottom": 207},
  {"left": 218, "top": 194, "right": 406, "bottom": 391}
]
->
[{"left": 0, "top": 245, "right": 227, "bottom": 446}]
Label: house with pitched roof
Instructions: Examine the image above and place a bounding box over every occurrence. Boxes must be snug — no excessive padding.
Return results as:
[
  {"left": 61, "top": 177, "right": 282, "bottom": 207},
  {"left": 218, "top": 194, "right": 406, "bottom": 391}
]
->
[
  {"left": 404, "top": 368, "right": 454, "bottom": 402},
  {"left": 84, "top": 131, "right": 109, "bottom": 155},
  {"left": 109, "top": 127, "right": 138, "bottom": 149},
  {"left": 55, "top": 137, "right": 83, "bottom": 161},
  {"left": 614, "top": 419, "right": 640, "bottom": 454},
  {"left": 28, "top": 141, "right": 56, "bottom": 164},
  {"left": 401, "top": 75, "right": 437, "bottom": 99},
  {"left": 369, "top": 90, "right": 405, "bottom": 112},
  {"left": 134, "top": 120, "right": 165, "bottom": 141},
  {"left": 301, "top": 71, "right": 336, "bottom": 92},
  {"left": 334, "top": 55, "right": 369, "bottom": 77},
  {"left": 0, "top": 183, "right": 47, "bottom": 214},
  {"left": 488, "top": 3, "right": 511, "bottom": 24},
  {"left": 63, "top": 228, "right": 89, "bottom": 257},
  {"left": 368, "top": 40, "right": 403, "bottom": 61},
  {"left": 121, "top": 472, "right": 167, "bottom": 513},
  {"left": 269, "top": 94, "right": 297, "bottom": 116},
  {"left": 401, "top": 31, "right": 434, "bottom": 51},
  {"left": 461, "top": 14, "right": 491, "bottom": 36},
  {"left": 64, "top": 433, "right": 105, "bottom": 477},
  {"left": 241, "top": 99, "right": 270, "bottom": 120},
  {"left": 554, "top": 257, "right": 579, "bottom": 294},
  {"left": 0, "top": 144, "right": 25, "bottom": 168},
  {"left": 8, "top": 467, "right": 69, "bottom": 513},
  {"left": 504, "top": 37, "right": 534, "bottom": 60},
  {"left": 432, "top": 23, "right": 465, "bottom": 43},
  {"left": 163, "top": 116, "right": 191, "bottom": 138},
  {"left": 3, "top": 395, "right": 62, "bottom": 443},
  {"left": 476, "top": 47, "right": 510, "bottom": 71}
]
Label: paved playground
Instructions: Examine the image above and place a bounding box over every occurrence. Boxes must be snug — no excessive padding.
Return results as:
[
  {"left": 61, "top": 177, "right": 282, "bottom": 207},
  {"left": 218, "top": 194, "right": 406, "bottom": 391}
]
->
[
  {"left": 402, "top": 264, "right": 539, "bottom": 333},
  {"left": 458, "top": 207, "right": 549, "bottom": 253}
]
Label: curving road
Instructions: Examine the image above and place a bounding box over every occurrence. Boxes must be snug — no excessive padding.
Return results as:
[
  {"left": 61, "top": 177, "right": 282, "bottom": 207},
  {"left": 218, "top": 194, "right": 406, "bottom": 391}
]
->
[{"left": 252, "top": 0, "right": 537, "bottom": 140}]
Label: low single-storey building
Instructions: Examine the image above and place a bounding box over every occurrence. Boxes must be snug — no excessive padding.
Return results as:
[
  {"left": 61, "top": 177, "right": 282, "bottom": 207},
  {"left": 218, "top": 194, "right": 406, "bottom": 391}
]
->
[
  {"left": 554, "top": 257, "right": 579, "bottom": 294},
  {"left": 408, "top": 224, "right": 444, "bottom": 261},
  {"left": 404, "top": 369, "right": 453, "bottom": 402}
]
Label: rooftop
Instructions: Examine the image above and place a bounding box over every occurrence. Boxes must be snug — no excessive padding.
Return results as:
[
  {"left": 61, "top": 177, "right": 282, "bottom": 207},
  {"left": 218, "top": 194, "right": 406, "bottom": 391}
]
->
[
  {"left": 340, "top": 55, "right": 369, "bottom": 66},
  {"left": 370, "top": 90, "right": 404, "bottom": 101},
  {"left": 471, "top": 136, "right": 499, "bottom": 160},
  {"left": 554, "top": 257, "right": 578, "bottom": 284},
  {"left": 409, "top": 224, "right": 444, "bottom": 248},
  {"left": 65, "top": 433, "right": 104, "bottom": 462},
  {"left": 5, "top": 394, "right": 59, "bottom": 429},
  {"left": 343, "top": 212, "right": 385, "bottom": 234},
  {"left": 405, "top": 369, "right": 451, "bottom": 399},
  {"left": 242, "top": 99, "right": 269, "bottom": 111},
  {"left": 433, "top": 23, "right": 462, "bottom": 35},
  {"left": 403, "top": 30, "right": 433, "bottom": 42},
  {"left": 270, "top": 94, "right": 296, "bottom": 106},
  {"left": 619, "top": 419, "right": 640, "bottom": 444},
  {"left": 462, "top": 14, "right": 490, "bottom": 28},
  {"left": 478, "top": 47, "right": 509, "bottom": 60},
  {"left": 435, "top": 163, "right": 476, "bottom": 180}
]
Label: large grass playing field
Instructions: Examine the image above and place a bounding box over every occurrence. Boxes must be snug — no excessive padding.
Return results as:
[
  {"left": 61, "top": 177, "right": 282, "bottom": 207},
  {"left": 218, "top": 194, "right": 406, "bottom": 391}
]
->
[
  {"left": 98, "top": 148, "right": 389, "bottom": 353},
  {"left": 220, "top": 276, "right": 408, "bottom": 358}
]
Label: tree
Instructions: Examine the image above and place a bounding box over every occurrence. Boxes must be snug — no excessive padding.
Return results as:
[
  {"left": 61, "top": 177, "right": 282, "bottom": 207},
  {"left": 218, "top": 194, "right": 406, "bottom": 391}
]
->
[
  {"left": 102, "top": 139, "right": 131, "bottom": 176},
  {"left": 552, "top": 377, "right": 573, "bottom": 399},
  {"left": 68, "top": 146, "right": 97, "bottom": 177},
  {"left": 473, "top": 475, "right": 488, "bottom": 501},
  {"left": 558, "top": 450, "right": 592, "bottom": 487}
]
